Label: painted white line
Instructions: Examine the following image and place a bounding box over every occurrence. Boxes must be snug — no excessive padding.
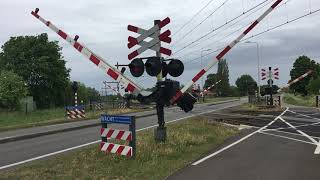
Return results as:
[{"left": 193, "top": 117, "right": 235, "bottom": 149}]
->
[
  {"left": 263, "top": 128, "right": 320, "bottom": 140},
  {"left": 288, "top": 110, "right": 320, "bottom": 121},
  {"left": 0, "top": 140, "right": 101, "bottom": 170},
  {"left": 315, "top": 141, "right": 320, "bottom": 154},
  {"left": 191, "top": 107, "right": 289, "bottom": 166},
  {"left": 278, "top": 117, "right": 318, "bottom": 144},
  {"left": 0, "top": 136, "right": 14, "bottom": 141},
  {"left": 0, "top": 103, "right": 238, "bottom": 170},
  {"left": 259, "top": 131, "right": 317, "bottom": 146}
]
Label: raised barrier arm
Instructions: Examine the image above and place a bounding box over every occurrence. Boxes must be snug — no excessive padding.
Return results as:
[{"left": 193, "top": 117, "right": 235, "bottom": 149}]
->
[
  {"left": 171, "top": 0, "right": 283, "bottom": 104},
  {"left": 278, "top": 70, "right": 313, "bottom": 93},
  {"left": 31, "top": 8, "right": 143, "bottom": 95}
]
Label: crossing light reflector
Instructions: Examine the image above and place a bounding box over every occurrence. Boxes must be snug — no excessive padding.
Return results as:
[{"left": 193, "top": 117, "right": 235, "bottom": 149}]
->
[
  {"left": 129, "top": 58, "right": 144, "bottom": 77},
  {"left": 167, "top": 59, "right": 184, "bottom": 77},
  {"left": 145, "top": 57, "right": 162, "bottom": 76}
]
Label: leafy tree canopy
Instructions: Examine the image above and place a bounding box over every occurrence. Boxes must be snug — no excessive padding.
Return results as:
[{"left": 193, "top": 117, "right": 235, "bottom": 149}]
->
[
  {"left": 0, "top": 71, "right": 28, "bottom": 110},
  {"left": 235, "top": 74, "right": 257, "bottom": 96},
  {"left": 289, "top": 55, "right": 320, "bottom": 95},
  {"left": 0, "top": 33, "right": 70, "bottom": 108}
]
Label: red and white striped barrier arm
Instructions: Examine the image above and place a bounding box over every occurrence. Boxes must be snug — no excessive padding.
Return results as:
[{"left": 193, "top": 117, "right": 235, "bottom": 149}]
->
[
  {"left": 170, "top": 0, "right": 283, "bottom": 104},
  {"left": 100, "top": 142, "right": 132, "bottom": 157},
  {"left": 278, "top": 70, "right": 312, "bottom": 92},
  {"left": 200, "top": 80, "right": 221, "bottom": 95},
  {"left": 31, "top": 8, "right": 143, "bottom": 95},
  {"left": 105, "top": 83, "right": 119, "bottom": 94},
  {"left": 100, "top": 128, "right": 132, "bottom": 141}
]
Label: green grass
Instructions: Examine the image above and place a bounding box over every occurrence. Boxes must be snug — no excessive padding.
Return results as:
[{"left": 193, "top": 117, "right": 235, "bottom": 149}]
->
[
  {"left": 283, "top": 93, "right": 316, "bottom": 107},
  {"left": 198, "top": 96, "right": 239, "bottom": 104},
  {"left": 0, "top": 108, "right": 144, "bottom": 132},
  {"left": 1, "top": 117, "right": 238, "bottom": 180},
  {"left": 240, "top": 103, "right": 259, "bottom": 110}
]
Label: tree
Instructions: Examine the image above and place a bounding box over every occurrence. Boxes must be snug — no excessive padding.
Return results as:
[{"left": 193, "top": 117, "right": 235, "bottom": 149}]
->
[
  {"left": 236, "top": 74, "right": 257, "bottom": 96},
  {"left": 0, "top": 71, "right": 28, "bottom": 110},
  {"left": 307, "top": 78, "right": 320, "bottom": 95},
  {"left": 289, "top": 55, "right": 320, "bottom": 95},
  {"left": 216, "top": 59, "right": 231, "bottom": 96},
  {"left": 0, "top": 34, "right": 70, "bottom": 108},
  {"left": 204, "top": 73, "right": 217, "bottom": 89}
]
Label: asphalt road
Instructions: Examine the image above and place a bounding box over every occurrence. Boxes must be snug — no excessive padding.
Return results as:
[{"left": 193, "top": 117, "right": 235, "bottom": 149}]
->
[
  {"left": 168, "top": 107, "right": 320, "bottom": 180},
  {"left": 0, "top": 99, "right": 244, "bottom": 170}
]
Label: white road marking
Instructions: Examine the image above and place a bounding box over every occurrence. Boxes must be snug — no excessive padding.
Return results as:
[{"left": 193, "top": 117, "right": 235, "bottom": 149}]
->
[
  {"left": 259, "top": 131, "right": 317, "bottom": 145},
  {"left": 191, "top": 107, "right": 289, "bottom": 166},
  {"left": 314, "top": 140, "right": 320, "bottom": 154},
  {"left": 0, "top": 136, "right": 14, "bottom": 141},
  {"left": 278, "top": 117, "right": 318, "bottom": 144},
  {"left": 264, "top": 128, "right": 320, "bottom": 140},
  {"left": 0, "top": 103, "right": 238, "bottom": 170}
]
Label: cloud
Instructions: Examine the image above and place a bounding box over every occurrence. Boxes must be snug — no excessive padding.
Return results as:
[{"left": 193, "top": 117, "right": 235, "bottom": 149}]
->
[{"left": 1, "top": 0, "right": 320, "bottom": 91}]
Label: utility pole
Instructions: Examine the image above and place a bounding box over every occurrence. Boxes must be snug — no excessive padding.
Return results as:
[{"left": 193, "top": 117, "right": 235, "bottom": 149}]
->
[
  {"left": 245, "top": 41, "right": 261, "bottom": 100},
  {"left": 154, "top": 19, "right": 166, "bottom": 142},
  {"left": 268, "top": 66, "right": 273, "bottom": 105}
]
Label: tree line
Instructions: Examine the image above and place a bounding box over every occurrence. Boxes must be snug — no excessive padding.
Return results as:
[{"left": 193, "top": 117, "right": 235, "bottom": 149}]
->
[
  {"left": 0, "top": 34, "right": 99, "bottom": 110},
  {"left": 203, "top": 55, "right": 320, "bottom": 97}
]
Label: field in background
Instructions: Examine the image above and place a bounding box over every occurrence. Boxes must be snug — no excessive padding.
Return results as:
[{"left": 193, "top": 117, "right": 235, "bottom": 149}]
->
[
  {"left": 1, "top": 116, "right": 238, "bottom": 180},
  {"left": 283, "top": 93, "right": 316, "bottom": 107},
  {"left": 0, "top": 107, "right": 144, "bottom": 132},
  {"left": 0, "top": 97, "right": 238, "bottom": 131},
  {"left": 197, "top": 96, "right": 239, "bottom": 104}
]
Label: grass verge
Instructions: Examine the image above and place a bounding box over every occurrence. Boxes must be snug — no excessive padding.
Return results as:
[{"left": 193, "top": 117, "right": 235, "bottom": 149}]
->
[
  {"left": 1, "top": 117, "right": 238, "bottom": 180},
  {"left": 197, "top": 97, "right": 239, "bottom": 104},
  {"left": 0, "top": 108, "right": 145, "bottom": 132},
  {"left": 283, "top": 93, "right": 316, "bottom": 107}
]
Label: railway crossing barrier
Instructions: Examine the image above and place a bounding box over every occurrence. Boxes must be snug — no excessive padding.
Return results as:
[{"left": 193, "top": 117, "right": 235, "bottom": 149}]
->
[
  {"left": 265, "top": 96, "right": 281, "bottom": 107},
  {"left": 100, "top": 115, "right": 136, "bottom": 158},
  {"left": 273, "top": 96, "right": 281, "bottom": 107},
  {"left": 92, "top": 102, "right": 103, "bottom": 110},
  {"left": 65, "top": 105, "right": 86, "bottom": 119}
]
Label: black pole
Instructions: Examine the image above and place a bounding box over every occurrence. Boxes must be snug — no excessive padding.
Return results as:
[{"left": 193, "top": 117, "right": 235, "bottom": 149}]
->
[{"left": 269, "top": 66, "right": 273, "bottom": 106}]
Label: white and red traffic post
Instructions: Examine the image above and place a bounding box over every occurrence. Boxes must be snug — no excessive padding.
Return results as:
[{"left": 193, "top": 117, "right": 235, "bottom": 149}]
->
[
  {"left": 100, "top": 115, "right": 136, "bottom": 158},
  {"left": 170, "top": 0, "right": 284, "bottom": 104}
]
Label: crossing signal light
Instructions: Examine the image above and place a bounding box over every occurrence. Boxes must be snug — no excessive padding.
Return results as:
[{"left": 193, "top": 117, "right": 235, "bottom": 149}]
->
[
  {"left": 128, "top": 57, "right": 184, "bottom": 78},
  {"left": 129, "top": 58, "right": 144, "bottom": 77},
  {"left": 145, "top": 57, "right": 162, "bottom": 76},
  {"left": 167, "top": 59, "right": 184, "bottom": 77}
]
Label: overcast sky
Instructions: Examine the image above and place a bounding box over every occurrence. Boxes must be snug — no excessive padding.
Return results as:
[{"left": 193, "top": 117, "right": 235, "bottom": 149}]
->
[{"left": 1, "top": 0, "right": 320, "bottom": 94}]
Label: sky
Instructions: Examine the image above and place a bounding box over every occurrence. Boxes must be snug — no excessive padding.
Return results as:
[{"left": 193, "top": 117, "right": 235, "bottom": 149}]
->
[{"left": 1, "top": 0, "right": 320, "bottom": 94}]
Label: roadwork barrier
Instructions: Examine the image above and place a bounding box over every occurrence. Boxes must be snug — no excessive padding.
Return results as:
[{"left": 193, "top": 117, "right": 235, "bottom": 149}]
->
[
  {"left": 100, "top": 115, "right": 136, "bottom": 158},
  {"left": 65, "top": 105, "right": 86, "bottom": 119}
]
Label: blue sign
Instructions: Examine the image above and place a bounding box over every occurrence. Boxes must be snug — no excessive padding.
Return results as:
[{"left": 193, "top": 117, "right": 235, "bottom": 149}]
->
[
  {"left": 65, "top": 105, "right": 85, "bottom": 110},
  {"left": 101, "top": 115, "right": 133, "bottom": 125}
]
